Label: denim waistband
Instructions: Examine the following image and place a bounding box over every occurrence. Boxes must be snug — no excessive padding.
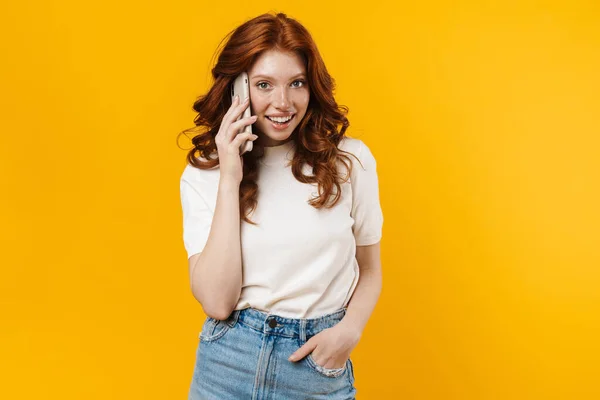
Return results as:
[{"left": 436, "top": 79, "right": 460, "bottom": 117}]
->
[{"left": 224, "top": 307, "right": 348, "bottom": 339}]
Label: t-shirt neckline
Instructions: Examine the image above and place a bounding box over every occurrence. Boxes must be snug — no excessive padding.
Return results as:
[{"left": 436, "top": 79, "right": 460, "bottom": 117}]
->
[{"left": 259, "top": 140, "right": 296, "bottom": 167}]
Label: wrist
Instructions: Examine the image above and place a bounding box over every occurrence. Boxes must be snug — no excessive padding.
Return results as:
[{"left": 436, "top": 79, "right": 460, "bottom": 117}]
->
[
  {"left": 338, "top": 317, "right": 364, "bottom": 340},
  {"left": 219, "top": 178, "right": 241, "bottom": 191}
]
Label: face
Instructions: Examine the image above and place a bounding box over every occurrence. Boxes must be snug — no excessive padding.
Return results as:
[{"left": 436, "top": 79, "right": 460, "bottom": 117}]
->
[{"left": 247, "top": 49, "right": 310, "bottom": 147}]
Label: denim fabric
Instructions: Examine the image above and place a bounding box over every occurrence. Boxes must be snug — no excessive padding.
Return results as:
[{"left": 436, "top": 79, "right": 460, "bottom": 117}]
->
[{"left": 188, "top": 307, "right": 357, "bottom": 399}]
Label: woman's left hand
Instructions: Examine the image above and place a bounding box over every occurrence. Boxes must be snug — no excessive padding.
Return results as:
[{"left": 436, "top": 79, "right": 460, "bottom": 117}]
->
[{"left": 288, "top": 321, "right": 362, "bottom": 369}]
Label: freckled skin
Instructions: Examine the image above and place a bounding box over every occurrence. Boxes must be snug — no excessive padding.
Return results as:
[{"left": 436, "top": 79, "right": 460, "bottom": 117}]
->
[{"left": 247, "top": 49, "right": 310, "bottom": 148}]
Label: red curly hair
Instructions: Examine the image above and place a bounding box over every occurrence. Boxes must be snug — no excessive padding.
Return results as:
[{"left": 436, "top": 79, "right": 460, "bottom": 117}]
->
[{"left": 178, "top": 12, "right": 362, "bottom": 225}]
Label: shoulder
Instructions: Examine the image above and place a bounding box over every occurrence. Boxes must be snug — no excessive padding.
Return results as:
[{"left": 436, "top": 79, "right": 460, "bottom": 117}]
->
[
  {"left": 337, "top": 136, "right": 363, "bottom": 156},
  {"left": 180, "top": 156, "right": 220, "bottom": 188},
  {"left": 337, "top": 136, "right": 377, "bottom": 168}
]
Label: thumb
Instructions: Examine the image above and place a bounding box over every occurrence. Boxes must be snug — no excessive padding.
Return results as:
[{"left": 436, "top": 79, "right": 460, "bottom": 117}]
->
[{"left": 288, "top": 338, "right": 317, "bottom": 362}]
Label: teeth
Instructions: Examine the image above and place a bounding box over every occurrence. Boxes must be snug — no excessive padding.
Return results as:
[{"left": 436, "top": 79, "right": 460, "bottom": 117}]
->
[{"left": 268, "top": 115, "right": 293, "bottom": 123}]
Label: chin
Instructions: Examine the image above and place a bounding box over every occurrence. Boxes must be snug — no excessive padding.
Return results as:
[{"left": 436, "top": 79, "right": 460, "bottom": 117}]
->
[{"left": 256, "top": 125, "right": 297, "bottom": 146}]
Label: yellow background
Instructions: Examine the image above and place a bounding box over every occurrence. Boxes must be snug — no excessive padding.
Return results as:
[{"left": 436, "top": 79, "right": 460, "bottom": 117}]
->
[{"left": 2, "top": 1, "right": 599, "bottom": 399}]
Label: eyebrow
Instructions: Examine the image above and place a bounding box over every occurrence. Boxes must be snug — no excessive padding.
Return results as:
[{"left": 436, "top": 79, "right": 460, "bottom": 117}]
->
[{"left": 250, "top": 73, "right": 306, "bottom": 81}]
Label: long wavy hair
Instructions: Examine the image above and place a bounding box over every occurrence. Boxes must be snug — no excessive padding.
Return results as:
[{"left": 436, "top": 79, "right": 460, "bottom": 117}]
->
[{"left": 178, "top": 12, "right": 362, "bottom": 225}]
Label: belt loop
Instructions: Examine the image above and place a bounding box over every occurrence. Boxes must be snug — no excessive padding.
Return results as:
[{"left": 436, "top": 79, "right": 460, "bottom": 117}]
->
[
  {"left": 227, "top": 309, "right": 241, "bottom": 328},
  {"left": 299, "top": 318, "right": 307, "bottom": 343}
]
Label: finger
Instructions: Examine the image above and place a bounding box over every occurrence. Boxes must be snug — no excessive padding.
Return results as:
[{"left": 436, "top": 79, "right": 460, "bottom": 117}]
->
[
  {"left": 222, "top": 98, "right": 250, "bottom": 138},
  {"left": 231, "top": 132, "right": 258, "bottom": 151},
  {"left": 221, "top": 95, "right": 246, "bottom": 126},
  {"left": 232, "top": 96, "right": 250, "bottom": 118},
  {"left": 217, "top": 96, "right": 239, "bottom": 137},
  {"left": 222, "top": 95, "right": 241, "bottom": 123},
  {"left": 226, "top": 115, "right": 257, "bottom": 142},
  {"left": 288, "top": 340, "right": 317, "bottom": 362}
]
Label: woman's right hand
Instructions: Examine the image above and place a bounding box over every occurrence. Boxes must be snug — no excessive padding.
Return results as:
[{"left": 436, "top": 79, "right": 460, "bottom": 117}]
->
[{"left": 214, "top": 95, "right": 259, "bottom": 184}]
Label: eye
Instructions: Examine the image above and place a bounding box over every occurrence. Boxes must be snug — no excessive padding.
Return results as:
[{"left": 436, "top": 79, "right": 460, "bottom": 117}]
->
[
  {"left": 291, "top": 79, "right": 306, "bottom": 88},
  {"left": 256, "top": 80, "right": 307, "bottom": 90}
]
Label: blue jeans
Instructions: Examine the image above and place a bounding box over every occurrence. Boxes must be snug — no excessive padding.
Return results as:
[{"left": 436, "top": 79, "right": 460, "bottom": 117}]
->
[{"left": 188, "top": 306, "right": 357, "bottom": 399}]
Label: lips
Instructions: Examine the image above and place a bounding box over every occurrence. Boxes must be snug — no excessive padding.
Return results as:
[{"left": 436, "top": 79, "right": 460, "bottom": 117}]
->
[
  {"left": 266, "top": 114, "right": 295, "bottom": 130},
  {"left": 266, "top": 114, "right": 295, "bottom": 122}
]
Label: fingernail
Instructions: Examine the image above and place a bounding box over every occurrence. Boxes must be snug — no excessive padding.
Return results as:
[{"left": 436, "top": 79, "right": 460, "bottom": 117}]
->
[{"left": 235, "top": 95, "right": 239, "bottom": 102}]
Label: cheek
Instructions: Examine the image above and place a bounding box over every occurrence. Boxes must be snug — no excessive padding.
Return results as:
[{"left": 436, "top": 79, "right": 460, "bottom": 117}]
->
[
  {"left": 248, "top": 89, "right": 263, "bottom": 109},
  {"left": 249, "top": 98, "right": 268, "bottom": 114},
  {"left": 293, "top": 91, "right": 310, "bottom": 109}
]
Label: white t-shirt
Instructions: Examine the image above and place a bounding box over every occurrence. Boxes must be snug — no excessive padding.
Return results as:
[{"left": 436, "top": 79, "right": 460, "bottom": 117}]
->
[{"left": 179, "top": 136, "right": 383, "bottom": 318}]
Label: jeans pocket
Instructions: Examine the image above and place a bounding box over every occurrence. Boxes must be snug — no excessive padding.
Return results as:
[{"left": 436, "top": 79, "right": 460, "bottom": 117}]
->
[
  {"left": 347, "top": 357, "right": 355, "bottom": 385},
  {"left": 305, "top": 353, "right": 348, "bottom": 378},
  {"left": 199, "top": 317, "right": 232, "bottom": 343}
]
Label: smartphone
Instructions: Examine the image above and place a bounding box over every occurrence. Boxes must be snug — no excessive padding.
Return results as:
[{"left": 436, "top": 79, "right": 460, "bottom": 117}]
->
[{"left": 230, "top": 72, "right": 254, "bottom": 155}]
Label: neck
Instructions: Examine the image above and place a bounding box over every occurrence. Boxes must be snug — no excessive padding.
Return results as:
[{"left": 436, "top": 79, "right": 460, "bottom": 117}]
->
[{"left": 257, "top": 134, "right": 294, "bottom": 148}]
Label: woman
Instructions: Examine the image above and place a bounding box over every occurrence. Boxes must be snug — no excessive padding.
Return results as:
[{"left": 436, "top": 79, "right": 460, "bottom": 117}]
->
[{"left": 179, "top": 12, "right": 383, "bottom": 399}]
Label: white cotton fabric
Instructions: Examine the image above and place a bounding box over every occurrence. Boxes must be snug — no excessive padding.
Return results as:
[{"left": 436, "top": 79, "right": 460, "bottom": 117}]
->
[{"left": 180, "top": 137, "right": 383, "bottom": 318}]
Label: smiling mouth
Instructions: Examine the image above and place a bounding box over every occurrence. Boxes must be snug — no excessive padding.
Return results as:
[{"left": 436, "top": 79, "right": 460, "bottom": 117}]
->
[{"left": 266, "top": 114, "right": 295, "bottom": 124}]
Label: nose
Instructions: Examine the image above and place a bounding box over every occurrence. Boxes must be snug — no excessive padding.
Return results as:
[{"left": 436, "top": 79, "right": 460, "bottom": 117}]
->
[{"left": 275, "top": 86, "right": 290, "bottom": 109}]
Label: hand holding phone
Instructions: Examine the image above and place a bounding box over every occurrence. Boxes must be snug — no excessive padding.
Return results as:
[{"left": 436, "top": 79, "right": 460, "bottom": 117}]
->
[
  {"left": 214, "top": 93, "right": 258, "bottom": 184},
  {"left": 230, "top": 72, "right": 254, "bottom": 155}
]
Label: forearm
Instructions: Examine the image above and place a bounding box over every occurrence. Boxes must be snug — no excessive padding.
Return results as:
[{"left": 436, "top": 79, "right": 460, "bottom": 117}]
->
[
  {"left": 191, "top": 178, "right": 243, "bottom": 319},
  {"left": 339, "top": 267, "right": 382, "bottom": 333}
]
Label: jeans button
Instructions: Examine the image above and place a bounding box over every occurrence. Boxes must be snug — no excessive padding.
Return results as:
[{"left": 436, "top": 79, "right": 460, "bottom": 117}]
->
[{"left": 268, "top": 319, "right": 277, "bottom": 328}]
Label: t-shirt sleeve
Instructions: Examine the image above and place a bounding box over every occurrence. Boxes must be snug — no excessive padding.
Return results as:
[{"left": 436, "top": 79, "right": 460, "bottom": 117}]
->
[
  {"left": 350, "top": 140, "right": 384, "bottom": 246},
  {"left": 180, "top": 168, "right": 213, "bottom": 259}
]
